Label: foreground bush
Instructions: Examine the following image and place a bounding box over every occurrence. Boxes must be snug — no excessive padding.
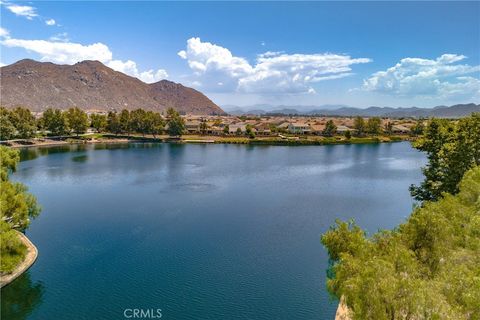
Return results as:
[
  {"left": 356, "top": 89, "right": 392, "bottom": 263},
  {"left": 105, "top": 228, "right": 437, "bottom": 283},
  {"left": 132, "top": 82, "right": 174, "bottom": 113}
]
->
[
  {"left": 0, "top": 146, "right": 40, "bottom": 274},
  {"left": 0, "top": 222, "right": 27, "bottom": 273},
  {"left": 322, "top": 166, "right": 480, "bottom": 320}
]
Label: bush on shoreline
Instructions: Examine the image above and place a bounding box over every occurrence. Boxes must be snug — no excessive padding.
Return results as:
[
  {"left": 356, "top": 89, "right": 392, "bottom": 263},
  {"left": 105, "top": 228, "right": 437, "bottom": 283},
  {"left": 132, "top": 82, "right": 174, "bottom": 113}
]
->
[
  {"left": 322, "top": 166, "right": 480, "bottom": 320},
  {"left": 0, "top": 146, "right": 41, "bottom": 274}
]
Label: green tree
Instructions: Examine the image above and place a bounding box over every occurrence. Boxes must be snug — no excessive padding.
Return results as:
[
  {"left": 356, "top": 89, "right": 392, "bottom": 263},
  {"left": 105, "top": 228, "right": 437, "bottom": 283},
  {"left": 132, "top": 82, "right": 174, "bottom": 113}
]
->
[
  {"left": 107, "top": 111, "right": 121, "bottom": 135},
  {"left": 119, "top": 109, "right": 131, "bottom": 136},
  {"left": 322, "top": 120, "right": 337, "bottom": 137},
  {"left": 366, "top": 117, "right": 381, "bottom": 135},
  {"left": 322, "top": 166, "right": 480, "bottom": 320},
  {"left": 353, "top": 116, "right": 365, "bottom": 137},
  {"left": 0, "top": 146, "right": 41, "bottom": 273},
  {"left": 65, "top": 107, "right": 88, "bottom": 136},
  {"left": 0, "top": 147, "right": 40, "bottom": 231},
  {"left": 0, "top": 107, "right": 16, "bottom": 140},
  {"left": 200, "top": 120, "right": 208, "bottom": 135},
  {"left": 245, "top": 124, "right": 255, "bottom": 139},
  {"left": 41, "top": 108, "right": 68, "bottom": 136},
  {"left": 409, "top": 115, "right": 479, "bottom": 202},
  {"left": 223, "top": 125, "right": 230, "bottom": 135},
  {"left": 410, "top": 120, "right": 425, "bottom": 136},
  {"left": 166, "top": 108, "right": 185, "bottom": 136},
  {"left": 146, "top": 111, "right": 164, "bottom": 138},
  {"left": 344, "top": 130, "right": 351, "bottom": 140},
  {"left": 10, "top": 107, "right": 37, "bottom": 139},
  {"left": 90, "top": 114, "right": 107, "bottom": 133},
  {"left": 130, "top": 109, "right": 148, "bottom": 136}
]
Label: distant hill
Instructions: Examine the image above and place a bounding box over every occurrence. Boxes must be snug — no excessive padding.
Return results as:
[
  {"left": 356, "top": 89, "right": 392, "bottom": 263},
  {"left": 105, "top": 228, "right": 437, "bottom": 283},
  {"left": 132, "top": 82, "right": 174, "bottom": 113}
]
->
[
  {"left": 225, "top": 104, "right": 479, "bottom": 118},
  {"left": 0, "top": 59, "right": 225, "bottom": 115}
]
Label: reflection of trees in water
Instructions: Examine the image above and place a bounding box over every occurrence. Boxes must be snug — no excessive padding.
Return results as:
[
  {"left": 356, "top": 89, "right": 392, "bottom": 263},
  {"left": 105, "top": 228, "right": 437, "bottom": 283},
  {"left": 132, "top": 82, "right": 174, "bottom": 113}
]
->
[
  {"left": 19, "top": 143, "right": 164, "bottom": 162},
  {"left": 1, "top": 272, "right": 44, "bottom": 320}
]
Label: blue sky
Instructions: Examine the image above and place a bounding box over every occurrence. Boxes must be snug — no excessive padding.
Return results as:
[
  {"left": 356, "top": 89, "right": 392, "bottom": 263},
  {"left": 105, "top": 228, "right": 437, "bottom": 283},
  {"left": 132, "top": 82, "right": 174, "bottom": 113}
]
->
[{"left": 1, "top": 1, "right": 479, "bottom": 109}]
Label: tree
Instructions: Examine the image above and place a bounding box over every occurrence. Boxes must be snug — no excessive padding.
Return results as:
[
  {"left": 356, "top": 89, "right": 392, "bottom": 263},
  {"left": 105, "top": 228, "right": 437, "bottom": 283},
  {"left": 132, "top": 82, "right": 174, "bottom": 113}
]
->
[
  {"left": 0, "top": 146, "right": 41, "bottom": 273},
  {"left": 107, "top": 111, "right": 121, "bottom": 135},
  {"left": 10, "top": 107, "right": 37, "bottom": 139},
  {"left": 119, "top": 109, "right": 131, "bottom": 136},
  {"left": 236, "top": 127, "right": 242, "bottom": 135},
  {"left": 384, "top": 122, "right": 393, "bottom": 135},
  {"left": 65, "top": 107, "right": 88, "bottom": 136},
  {"left": 130, "top": 109, "right": 147, "bottom": 136},
  {"left": 322, "top": 166, "right": 480, "bottom": 320},
  {"left": 245, "top": 124, "right": 255, "bottom": 139},
  {"left": 410, "top": 120, "right": 425, "bottom": 136},
  {"left": 322, "top": 120, "right": 337, "bottom": 137},
  {"left": 90, "top": 114, "right": 107, "bottom": 133},
  {"left": 166, "top": 108, "right": 185, "bottom": 136},
  {"left": 223, "top": 125, "right": 230, "bottom": 135},
  {"left": 147, "top": 111, "right": 164, "bottom": 138},
  {"left": 0, "top": 146, "right": 40, "bottom": 231},
  {"left": 200, "top": 120, "right": 208, "bottom": 135},
  {"left": 409, "top": 114, "right": 479, "bottom": 202},
  {"left": 353, "top": 116, "right": 365, "bottom": 137},
  {"left": 344, "top": 130, "right": 351, "bottom": 140},
  {"left": 366, "top": 117, "right": 381, "bottom": 135},
  {"left": 41, "top": 108, "right": 68, "bottom": 136},
  {"left": 0, "top": 107, "right": 16, "bottom": 140}
]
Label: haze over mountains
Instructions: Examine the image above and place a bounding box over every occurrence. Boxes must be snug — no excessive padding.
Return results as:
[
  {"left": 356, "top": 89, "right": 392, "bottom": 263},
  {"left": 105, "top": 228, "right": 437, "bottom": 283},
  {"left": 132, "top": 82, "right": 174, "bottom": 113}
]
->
[
  {"left": 0, "top": 59, "right": 225, "bottom": 115},
  {"left": 224, "top": 103, "right": 480, "bottom": 118}
]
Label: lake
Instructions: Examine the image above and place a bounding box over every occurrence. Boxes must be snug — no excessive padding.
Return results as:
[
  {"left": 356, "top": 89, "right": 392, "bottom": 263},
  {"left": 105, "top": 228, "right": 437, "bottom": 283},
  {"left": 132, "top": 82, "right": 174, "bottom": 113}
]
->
[{"left": 1, "top": 142, "right": 425, "bottom": 320}]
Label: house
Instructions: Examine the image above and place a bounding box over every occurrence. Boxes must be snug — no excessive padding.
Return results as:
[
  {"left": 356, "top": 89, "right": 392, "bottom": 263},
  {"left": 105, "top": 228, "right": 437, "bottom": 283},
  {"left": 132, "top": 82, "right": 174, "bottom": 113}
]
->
[
  {"left": 310, "top": 124, "right": 326, "bottom": 135},
  {"left": 228, "top": 124, "right": 247, "bottom": 134},
  {"left": 288, "top": 122, "right": 311, "bottom": 134},
  {"left": 392, "top": 125, "right": 410, "bottom": 134},
  {"left": 185, "top": 120, "right": 201, "bottom": 134},
  {"left": 254, "top": 123, "right": 272, "bottom": 135},
  {"left": 336, "top": 125, "right": 352, "bottom": 134}
]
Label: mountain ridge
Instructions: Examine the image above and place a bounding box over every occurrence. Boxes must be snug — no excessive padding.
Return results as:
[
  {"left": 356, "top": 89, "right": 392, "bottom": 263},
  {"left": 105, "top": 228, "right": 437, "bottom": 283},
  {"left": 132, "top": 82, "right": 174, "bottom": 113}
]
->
[
  {"left": 0, "top": 59, "right": 225, "bottom": 115},
  {"left": 224, "top": 103, "right": 480, "bottom": 118}
]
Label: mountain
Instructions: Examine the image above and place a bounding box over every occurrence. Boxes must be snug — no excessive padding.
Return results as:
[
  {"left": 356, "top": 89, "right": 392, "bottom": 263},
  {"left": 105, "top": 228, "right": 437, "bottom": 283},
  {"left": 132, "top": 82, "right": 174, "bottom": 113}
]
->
[
  {"left": 0, "top": 59, "right": 225, "bottom": 115},
  {"left": 222, "top": 104, "right": 347, "bottom": 115},
  {"left": 225, "top": 104, "right": 479, "bottom": 118}
]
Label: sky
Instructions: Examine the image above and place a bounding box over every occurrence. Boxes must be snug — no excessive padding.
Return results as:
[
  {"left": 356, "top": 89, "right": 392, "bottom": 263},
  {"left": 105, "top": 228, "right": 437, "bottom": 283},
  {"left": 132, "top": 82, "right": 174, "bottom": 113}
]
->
[{"left": 1, "top": 1, "right": 479, "bottom": 109}]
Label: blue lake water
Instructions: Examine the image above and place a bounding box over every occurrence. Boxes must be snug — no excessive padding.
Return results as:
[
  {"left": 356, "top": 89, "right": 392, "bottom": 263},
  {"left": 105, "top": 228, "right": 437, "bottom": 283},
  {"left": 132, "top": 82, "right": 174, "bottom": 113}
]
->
[{"left": 1, "top": 142, "right": 425, "bottom": 320}]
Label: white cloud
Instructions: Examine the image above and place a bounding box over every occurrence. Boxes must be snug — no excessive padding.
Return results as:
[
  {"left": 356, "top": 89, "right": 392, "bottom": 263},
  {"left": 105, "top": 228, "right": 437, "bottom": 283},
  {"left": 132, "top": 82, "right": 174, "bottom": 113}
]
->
[
  {"left": 362, "top": 54, "right": 480, "bottom": 98},
  {"left": 108, "top": 59, "right": 168, "bottom": 83},
  {"left": 46, "top": 19, "right": 56, "bottom": 26},
  {"left": 49, "top": 32, "right": 69, "bottom": 42},
  {"left": 1, "top": 37, "right": 168, "bottom": 83},
  {"left": 1, "top": 38, "right": 113, "bottom": 64},
  {"left": 5, "top": 3, "right": 38, "bottom": 20},
  {"left": 178, "top": 37, "right": 370, "bottom": 94},
  {"left": 0, "top": 27, "right": 9, "bottom": 38}
]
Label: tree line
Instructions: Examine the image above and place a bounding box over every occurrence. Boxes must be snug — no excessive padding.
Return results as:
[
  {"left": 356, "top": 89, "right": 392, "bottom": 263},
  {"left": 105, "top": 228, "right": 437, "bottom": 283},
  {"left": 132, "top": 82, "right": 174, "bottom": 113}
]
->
[
  {"left": 0, "top": 107, "right": 186, "bottom": 140},
  {"left": 321, "top": 113, "right": 480, "bottom": 319}
]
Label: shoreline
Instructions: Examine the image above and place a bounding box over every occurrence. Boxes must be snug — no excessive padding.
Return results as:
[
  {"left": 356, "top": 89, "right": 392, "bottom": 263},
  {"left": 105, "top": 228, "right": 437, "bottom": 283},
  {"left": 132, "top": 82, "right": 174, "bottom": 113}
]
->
[
  {"left": 335, "top": 296, "right": 351, "bottom": 320},
  {"left": 3, "top": 134, "right": 413, "bottom": 149},
  {"left": 0, "top": 231, "right": 38, "bottom": 288}
]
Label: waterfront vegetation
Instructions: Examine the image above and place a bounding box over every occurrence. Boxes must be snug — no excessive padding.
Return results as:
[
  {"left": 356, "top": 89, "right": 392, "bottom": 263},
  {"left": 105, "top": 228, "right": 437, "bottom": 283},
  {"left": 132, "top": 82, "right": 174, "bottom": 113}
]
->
[
  {"left": 0, "top": 146, "right": 40, "bottom": 274},
  {"left": 322, "top": 113, "right": 480, "bottom": 320},
  {"left": 1, "top": 106, "right": 424, "bottom": 147}
]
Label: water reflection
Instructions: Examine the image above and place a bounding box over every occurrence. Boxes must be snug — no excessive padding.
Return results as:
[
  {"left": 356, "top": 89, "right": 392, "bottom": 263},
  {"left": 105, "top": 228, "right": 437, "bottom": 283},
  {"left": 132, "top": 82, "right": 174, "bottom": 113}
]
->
[{"left": 1, "top": 272, "right": 44, "bottom": 320}]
